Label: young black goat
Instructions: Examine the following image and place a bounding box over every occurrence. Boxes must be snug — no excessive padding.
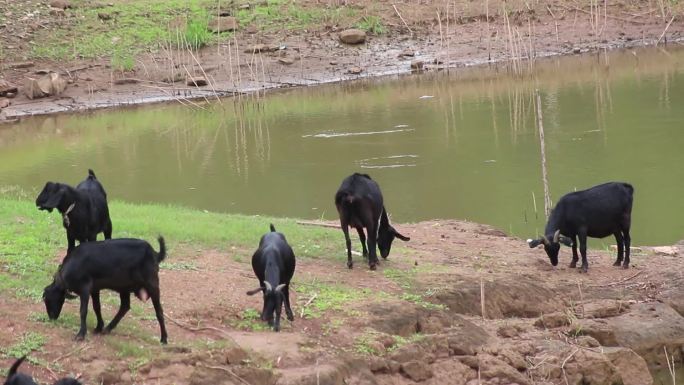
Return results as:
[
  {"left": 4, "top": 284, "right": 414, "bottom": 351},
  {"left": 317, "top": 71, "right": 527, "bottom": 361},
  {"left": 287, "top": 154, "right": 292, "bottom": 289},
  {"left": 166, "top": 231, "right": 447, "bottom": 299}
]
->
[
  {"left": 4, "top": 356, "right": 82, "bottom": 385},
  {"left": 35, "top": 169, "right": 112, "bottom": 253},
  {"left": 246, "top": 224, "right": 296, "bottom": 332},
  {"left": 43, "top": 237, "right": 168, "bottom": 343},
  {"left": 528, "top": 182, "right": 634, "bottom": 273},
  {"left": 335, "top": 173, "right": 410, "bottom": 270}
]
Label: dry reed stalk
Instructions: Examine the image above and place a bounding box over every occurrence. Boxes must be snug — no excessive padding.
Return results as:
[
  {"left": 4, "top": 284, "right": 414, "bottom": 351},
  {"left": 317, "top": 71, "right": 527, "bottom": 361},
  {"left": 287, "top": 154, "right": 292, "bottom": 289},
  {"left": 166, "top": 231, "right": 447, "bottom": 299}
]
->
[
  {"left": 480, "top": 278, "right": 486, "bottom": 319},
  {"left": 534, "top": 89, "right": 551, "bottom": 218},
  {"left": 186, "top": 47, "right": 221, "bottom": 103},
  {"left": 392, "top": 4, "right": 413, "bottom": 36},
  {"left": 657, "top": 15, "right": 676, "bottom": 46},
  {"left": 446, "top": 1, "right": 450, "bottom": 73},
  {"left": 664, "top": 346, "right": 676, "bottom": 385},
  {"left": 486, "top": 0, "right": 491, "bottom": 61},
  {"left": 437, "top": 11, "right": 444, "bottom": 54}
]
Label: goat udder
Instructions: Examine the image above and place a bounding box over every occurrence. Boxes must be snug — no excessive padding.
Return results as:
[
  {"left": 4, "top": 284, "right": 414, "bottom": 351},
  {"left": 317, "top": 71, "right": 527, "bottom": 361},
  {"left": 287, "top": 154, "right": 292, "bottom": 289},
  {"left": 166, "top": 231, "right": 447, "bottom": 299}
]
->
[{"left": 135, "top": 289, "right": 150, "bottom": 302}]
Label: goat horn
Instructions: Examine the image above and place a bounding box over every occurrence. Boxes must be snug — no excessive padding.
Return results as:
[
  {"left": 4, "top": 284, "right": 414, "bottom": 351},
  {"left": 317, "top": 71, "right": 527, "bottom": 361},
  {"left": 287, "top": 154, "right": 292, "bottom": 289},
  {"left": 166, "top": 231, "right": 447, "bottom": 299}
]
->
[
  {"left": 264, "top": 281, "right": 273, "bottom": 292},
  {"left": 275, "top": 284, "right": 287, "bottom": 292},
  {"left": 553, "top": 229, "right": 561, "bottom": 243},
  {"left": 541, "top": 235, "right": 550, "bottom": 245}
]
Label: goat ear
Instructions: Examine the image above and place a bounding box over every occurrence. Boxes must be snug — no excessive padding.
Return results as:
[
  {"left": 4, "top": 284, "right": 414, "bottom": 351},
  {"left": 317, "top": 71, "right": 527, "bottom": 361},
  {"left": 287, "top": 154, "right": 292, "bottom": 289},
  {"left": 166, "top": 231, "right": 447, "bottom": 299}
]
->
[
  {"left": 275, "top": 284, "right": 287, "bottom": 292},
  {"left": 393, "top": 228, "right": 410, "bottom": 242},
  {"left": 553, "top": 229, "right": 561, "bottom": 243},
  {"left": 527, "top": 238, "right": 543, "bottom": 248},
  {"left": 65, "top": 292, "right": 78, "bottom": 300},
  {"left": 380, "top": 208, "right": 390, "bottom": 227},
  {"left": 559, "top": 235, "right": 574, "bottom": 247},
  {"left": 246, "top": 287, "right": 264, "bottom": 296}
]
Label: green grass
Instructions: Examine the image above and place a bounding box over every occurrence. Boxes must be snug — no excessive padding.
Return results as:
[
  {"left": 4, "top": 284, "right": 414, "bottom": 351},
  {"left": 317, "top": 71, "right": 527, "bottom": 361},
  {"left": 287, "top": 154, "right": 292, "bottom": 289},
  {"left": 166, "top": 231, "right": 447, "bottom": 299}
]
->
[
  {"left": 185, "top": 18, "right": 212, "bottom": 50},
  {"left": 295, "top": 280, "right": 370, "bottom": 318},
  {"left": 232, "top": 308, "right": 270, "bottom": 331},
  {"left": 0, "top": 195, "right": 339, "bottom": 302},
  {"left": 355, "top": 15, "right": 386, "bottom": 35},
  {"left": 1, "top": 332, "right": 46, "bottom": 360}
]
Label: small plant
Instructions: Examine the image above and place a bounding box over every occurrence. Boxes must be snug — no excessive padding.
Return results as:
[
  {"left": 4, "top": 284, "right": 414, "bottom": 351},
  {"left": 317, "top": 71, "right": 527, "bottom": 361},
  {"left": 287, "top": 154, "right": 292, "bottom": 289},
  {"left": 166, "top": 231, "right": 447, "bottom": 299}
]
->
[
  {"left": 355, "top": 15, "right": 386, "bottom": 34},
  {"left": 160, "top": 261, "right": 198, "bottom": 271},
  {"left": 1, "top": 332, "right": 46, "bottom": 359},
  {"left": 111, "top": 50, "right": 135, "bottom": 72},
  {"left": 354, "top": 332, "right": 381, "bottom": 355},
  {"left": 185, "top": 18, "right": 211, "bottom": 50},
  {"left": 233, "top": 308, "right": 269, "bottom": 331}
]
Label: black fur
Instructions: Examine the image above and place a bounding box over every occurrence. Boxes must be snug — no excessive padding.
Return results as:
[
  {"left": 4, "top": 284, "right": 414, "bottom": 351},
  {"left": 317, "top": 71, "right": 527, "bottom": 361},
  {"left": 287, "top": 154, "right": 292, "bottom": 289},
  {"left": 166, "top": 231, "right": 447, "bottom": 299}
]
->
[
  {"left": 35, "top": 169, "right": 112, "bottom": 253},
  {"left": 4, "top": 356, "right": 82, "bottom": 385},
  {"left": 43, "top": 237, "right": 168, "bottom": 343},
  {"left": 528, "top": 182, "right": 634, "bottom": 272},
  {"left": 246, "top": 224, "right": 296, "bottom": 332},
  {"left": 334, "top": 173, "right": 409, "bottom": 270}
]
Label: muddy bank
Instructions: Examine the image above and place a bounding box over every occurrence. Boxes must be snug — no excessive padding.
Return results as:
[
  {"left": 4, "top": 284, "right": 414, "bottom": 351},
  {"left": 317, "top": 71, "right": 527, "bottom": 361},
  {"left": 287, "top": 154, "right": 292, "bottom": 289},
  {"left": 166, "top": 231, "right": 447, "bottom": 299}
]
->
[
  {"left": 2, "top": 217, "right": 684, "bottom": 384},
  {"left": 1, "top": 1, "right": 683, "bottom": 121}
]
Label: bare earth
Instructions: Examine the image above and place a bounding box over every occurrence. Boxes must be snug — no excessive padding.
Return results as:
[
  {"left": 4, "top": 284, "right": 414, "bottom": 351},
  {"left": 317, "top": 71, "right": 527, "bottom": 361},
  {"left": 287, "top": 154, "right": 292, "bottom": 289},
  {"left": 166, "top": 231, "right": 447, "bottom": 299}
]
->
[
  {"left": 1, "top": 219, "right": 684, "bottom": 384},
  {"left": 1, "top": 0, "right": 683, "bottom": 120}
]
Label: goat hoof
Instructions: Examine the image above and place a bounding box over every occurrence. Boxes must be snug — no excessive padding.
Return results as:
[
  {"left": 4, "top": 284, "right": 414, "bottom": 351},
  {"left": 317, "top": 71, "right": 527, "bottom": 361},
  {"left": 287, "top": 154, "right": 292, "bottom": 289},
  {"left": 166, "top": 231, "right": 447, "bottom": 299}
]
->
[
  {"left": 161, "top": 338, "right": 168, "bottom": 345},
  {"left": 93, "top": 328, "right": 103, "bottom": 334},
  {"left": 613, "top": 261, "right": 622, "bottom": 267},
  {"left": 347, "top": 262, "right": 353, "bottom": 269},
  {"left": 569, "top": 262, "right": 577, "bottom": 268},
  {"left": 579, "top": 266, "right": 588, "bottom": 273},
  {"left": 369, "top": 263, "right": 377, "bottom": 271},
  {"left": 622, "top": 264, "right": 630, "bottom": 269},
  {"left": 286, "top": 313, "right": 294, "bottom": 321},
  {"left": 74, "top": 334, "right": 85, "bottom": 341}
]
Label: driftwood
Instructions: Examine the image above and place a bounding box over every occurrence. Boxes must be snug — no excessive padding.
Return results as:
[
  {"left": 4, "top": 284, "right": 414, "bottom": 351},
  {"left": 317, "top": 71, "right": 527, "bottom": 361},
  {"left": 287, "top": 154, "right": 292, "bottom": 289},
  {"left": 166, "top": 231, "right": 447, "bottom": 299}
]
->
[{"left": 296, "top": 220, "right": 339, "bottom": 229}]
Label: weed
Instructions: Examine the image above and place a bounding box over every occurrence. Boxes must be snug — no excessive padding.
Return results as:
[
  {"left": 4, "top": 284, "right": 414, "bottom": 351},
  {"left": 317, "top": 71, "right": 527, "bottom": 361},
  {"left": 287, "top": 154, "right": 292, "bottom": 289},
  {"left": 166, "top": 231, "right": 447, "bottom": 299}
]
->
[
  {"left": 355, "top": 15, "right": 386, "bottom": 34},
  {"left": 232, "top": 308, "right": 269, "bottom": 331},
  {"left": 296, "top": 280, "right": 369, "bottom": 318},
  {"left": 400, "top": 293, "right": 446, "bottom": 310},
  {"left": 1, "top": 332, "right": 46, "bottom": 359},
  {"left": 111, "top": 50, "right": 136, "bottom": 72},
  {"left": 160, "top": 261, "right": 198, "bottom": 271},
  {"left": 388, "top": 333, "right": 426, "bottom": 352},
  {"left": 354, "top": 331, "right": 381, "bottom": 355},
  {"left": 184, "top": 19, "right": 211, "bottom": 50}
]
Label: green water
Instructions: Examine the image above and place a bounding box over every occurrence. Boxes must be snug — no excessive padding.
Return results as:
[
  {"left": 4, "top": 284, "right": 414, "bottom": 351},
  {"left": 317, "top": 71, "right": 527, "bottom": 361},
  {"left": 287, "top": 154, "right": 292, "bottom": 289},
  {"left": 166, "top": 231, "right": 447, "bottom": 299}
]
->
[{"left": 1, "top": 47, "right": 683, "bottom": 245}]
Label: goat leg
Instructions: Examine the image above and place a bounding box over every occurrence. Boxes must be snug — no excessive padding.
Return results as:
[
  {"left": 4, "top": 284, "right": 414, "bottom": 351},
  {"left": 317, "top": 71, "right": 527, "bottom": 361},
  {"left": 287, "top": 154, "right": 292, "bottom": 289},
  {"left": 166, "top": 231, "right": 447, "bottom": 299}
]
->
[
  {"left": 76, "top": 289, "right": 90, "bottom": 341},
  {"left": 342, "top": 225, "right": 353, "bottom": 269},
  {"left": 103, "top": 292, "right": 130, "bottom": 333},
  {"left": 147, "top": 286, "right": 168, "bottom": 344},
  {"left": 91, "top": 290, "right": 105, "bottom": 333},
  {"left": 355, "top": 227, "right": 368, "bottom": 259},
  {"left": 283, "top": 286, "right": 294, "bottom": 321}
]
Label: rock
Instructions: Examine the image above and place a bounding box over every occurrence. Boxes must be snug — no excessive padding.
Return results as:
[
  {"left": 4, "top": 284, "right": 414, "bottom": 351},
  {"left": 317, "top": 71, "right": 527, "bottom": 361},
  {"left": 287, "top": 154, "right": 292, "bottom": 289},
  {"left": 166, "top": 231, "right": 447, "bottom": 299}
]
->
[
  {"left": 469, "top": 354, "right": 530, "bottom": 385},
  {"left": 534, "top": 312, "right": 569, "bottom": 328},
  {"left": 245, "top": 24, "right": 258, "bottom": 34},
  {"left": 347, "top": 66, "right": 363, "bottom": 75},
  {"left": 446, "top": 316, "right": 491, "bottom": 355},
  {"left": 49, "top": 0, "right": 71, "bottom": 9},
  {"left": 162, "top": 73, "right": 183, "bottom": 84},
  {"left": 603, "top": 347, "right": 653, "bottom": 385},
  {"left": 0, "top": 80, "right": 18, "bottom": 96},
  {"left": 400, "top": 360, "right": 433, "bottom": 382},
  {"left": 243, "top": 44, "right": 277, "bottom": 53},
  {"left": 572, "top": 47, "right": 582, "bottom": 54},
  {"left": 98, "top": 12, "right": 112, "bottom": 20},
  {"left": 575, "top": 302, "right": 684, "bottom": 366},
  {"left": 224, "top": 345, "right": 248, "bottom": 365},
  {"left": 433, "top": 57, "right": 444, "bottom": 64},
  {"left": 9, "top": 61, "right": 35, "bottom": 69},
  {"left": 113, "top": 78, "right": 138, "bottom": 85},
  {"left": 208, "top": 16, "right": 237, "bottom": 33},
  {"left": 278, "top": 57, "right": 295, "bottom": 65},
  {"left": 653, "top": 246, "right": 678, "bottom": 256},
  {"left": 22, "top": 73, "right": 66, "bottom": 99},
  {"left": 49, "top": 8, "right": 65, "bottom": 16},
  {"left": 581, "top": 299, "right": 630, "bottom": 319},
  {"left": 368, "top": 301, "right": 421, "bottom": 336},
  {"left": 186, "top": 76, "right": 207, "bottom": 87},
  {"left": 387, "top": 360, "right": 401, "bottom": 374},
  {"left": 398, "top": 49, "right": 415, "bottom": 57},
  {"left": 575, "top": 335, "right": 600, "bottom": 348},
  {"left": 411, "top": 60, "right": 424, "bottom": 70},
  {"left": 329, "top": 61, "right": 338, "bottom": 65},
  {"left": 5, "top": 92, "right": 16, "bottom": 99},
  {"left": 368, "top": 357, "right": 389, "bottom": 373},
  {"left": 390, "top": 344, "right": 425, "bottom": 364},
  {"left": 339, "top": 29, "right": 366, "bottom": 44},
  {"left": 0, "top": 98, "right": 9, "bottom": 109},
  {"left": 232, "top": 366, "right": 276, "bottom": 385},
  {"left": 497, "top": 324, "right": 521, "bottom": 338}
]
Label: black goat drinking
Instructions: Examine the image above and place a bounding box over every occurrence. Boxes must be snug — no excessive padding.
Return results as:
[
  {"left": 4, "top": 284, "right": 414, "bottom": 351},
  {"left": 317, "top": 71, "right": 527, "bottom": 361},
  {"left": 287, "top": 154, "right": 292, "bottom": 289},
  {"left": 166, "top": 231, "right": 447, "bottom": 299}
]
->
[
  {"left": 35, "top": 169, "right": 112, "bottom": 253},
  {"left": 335, "top": 173, "right": 410, "bottom": 270},
  {"left": 527, "top": 182, "right": 634, "bottom": 273},
  {"left": 246, "top": 224, "right": 296, "bottom": 332},
  {"left": 43, "top": 237, "right": 168, "bottom": 343},
  {"left": 4, "top": 356, "right": 82, "bottom": 385}
]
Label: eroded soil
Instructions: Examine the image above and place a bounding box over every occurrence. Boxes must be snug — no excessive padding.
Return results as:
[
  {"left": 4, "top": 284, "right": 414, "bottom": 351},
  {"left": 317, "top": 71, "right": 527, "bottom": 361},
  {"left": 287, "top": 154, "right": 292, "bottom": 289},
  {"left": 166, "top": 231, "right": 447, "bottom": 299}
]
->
[
  {"left": 1, "top": 0, "right": 684, "bottom": 119},
  {"left": 2, "top": 219, "right": 684, "bottom": 384}
]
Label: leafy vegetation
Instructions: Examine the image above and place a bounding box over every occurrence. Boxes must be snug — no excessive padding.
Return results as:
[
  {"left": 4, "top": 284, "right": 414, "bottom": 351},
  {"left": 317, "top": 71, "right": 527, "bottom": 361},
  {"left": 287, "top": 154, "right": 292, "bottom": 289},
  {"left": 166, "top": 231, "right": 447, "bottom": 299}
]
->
[
  {"left": 1, "top": 332, "right": 46, "bottom": 360},
  {"left": 355, "top": 15, "right": 386, "bottom": 34}
]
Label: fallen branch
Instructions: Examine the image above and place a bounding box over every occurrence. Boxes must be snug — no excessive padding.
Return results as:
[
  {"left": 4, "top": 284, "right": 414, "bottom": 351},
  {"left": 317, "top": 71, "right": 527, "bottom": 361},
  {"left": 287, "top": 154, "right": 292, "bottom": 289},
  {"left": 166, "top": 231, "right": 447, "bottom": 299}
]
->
[
  {"left": 656, "top": 15, "right": 676, "bottom": 46},
  {"left": 166, "top": 315, "right": 232, "bottom": 337},
  {"left": 52, "top": 344, "right": 90, "bottom": 364},
  {"left": 300, "top": 293, "right": 318, "bottom": 318},
  {"left": 392, "top": 4, "right": 414, "bottom": 36},
  {"left": 296, "top": 221, "right": 339, "bottom": 229},
  {"left": 199, "top": 364, "right": 251, "bottom": 385},
  {"left": 589, "top": 270, "right": 643, "bottom": 288}
]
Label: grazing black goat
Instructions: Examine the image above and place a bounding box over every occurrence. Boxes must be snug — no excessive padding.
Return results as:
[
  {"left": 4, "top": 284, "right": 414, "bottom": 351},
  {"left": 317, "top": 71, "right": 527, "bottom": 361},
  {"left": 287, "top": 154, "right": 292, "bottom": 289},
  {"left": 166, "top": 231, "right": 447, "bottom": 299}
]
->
[
  {"left": 246, "top": 224, "right": 296, "bottom": 332},
  {"left": 43, "top": 237, "right": 168, "bottom": 344},
  {"left": 35, "top": 169, "right": 112, "bottom": 253},
  {"left": 4, "top": 356, "right": 82, "bottom": 385},
  {"left": 335, "top": 173, "right": 410, "bottom": 270},
  {"left": 527, "top": 182, "right": 634, "bottom": 273}
]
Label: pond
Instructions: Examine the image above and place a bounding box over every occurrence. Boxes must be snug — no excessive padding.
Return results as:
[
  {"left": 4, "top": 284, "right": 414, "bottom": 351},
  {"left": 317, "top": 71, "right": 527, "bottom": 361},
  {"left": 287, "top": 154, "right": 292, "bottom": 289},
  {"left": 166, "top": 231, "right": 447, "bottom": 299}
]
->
[{"left": 1, "top": 47, "right": 683, "bottom": 246}]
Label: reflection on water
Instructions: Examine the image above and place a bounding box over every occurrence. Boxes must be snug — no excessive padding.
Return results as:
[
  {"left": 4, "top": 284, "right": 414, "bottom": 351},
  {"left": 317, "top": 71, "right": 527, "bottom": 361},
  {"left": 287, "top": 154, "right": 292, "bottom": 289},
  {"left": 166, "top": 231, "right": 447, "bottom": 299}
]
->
[{"left": 1, "top": 47, "right": 683, "bottom": 245}]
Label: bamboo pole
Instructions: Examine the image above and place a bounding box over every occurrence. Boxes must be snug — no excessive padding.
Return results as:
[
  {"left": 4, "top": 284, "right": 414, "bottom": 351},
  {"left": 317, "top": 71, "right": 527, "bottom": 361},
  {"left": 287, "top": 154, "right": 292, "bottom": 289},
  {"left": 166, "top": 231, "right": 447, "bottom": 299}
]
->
[{"left": 535, "top": 89, "right": 552, "bottom": 218}]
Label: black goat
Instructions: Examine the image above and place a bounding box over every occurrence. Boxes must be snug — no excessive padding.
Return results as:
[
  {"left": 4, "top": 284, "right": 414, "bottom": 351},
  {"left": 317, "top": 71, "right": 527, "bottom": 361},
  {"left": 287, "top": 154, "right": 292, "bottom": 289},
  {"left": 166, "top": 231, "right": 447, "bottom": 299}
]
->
[
  {"left": 43, "top": 237, "right": 168, "bottom": 344},
  {"left": 335, "top": 173, "right": 410, "bottom": 270},
  {"left": 246, "top": 224, "right": 296, "bottom": 332},
  {"left": 527, "top": 182, "right": 634, "bottom": 273},
  {"left": 4, "top": 356, "right": 82, "bottom": 385},
  {"left": 35, "top": 169, "right": 112, "bottom": 253}
]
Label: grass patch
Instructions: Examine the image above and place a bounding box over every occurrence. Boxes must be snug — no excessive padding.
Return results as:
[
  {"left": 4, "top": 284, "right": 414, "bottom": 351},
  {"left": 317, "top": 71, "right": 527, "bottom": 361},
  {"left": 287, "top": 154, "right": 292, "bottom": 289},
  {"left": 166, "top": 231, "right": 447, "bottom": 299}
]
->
[
  {"left": 185, "top": 18, "right": 212, "bottom": 50},
  {"left": 296, "top": 280, "right": 370, "bottom": 318},
  {"left": 1, "top": 332, "right": 46, "bottom": 360},
  {"left": 355, "top": 15, "right": 386, "bottom": 34},
  {"left": 232, "top": 308, "right": 270, "bottom": 331},
  {"left": 0, "top": 195, "right": 339, "bottom": 301},
  {"left": 160, "top": 261, "right": 198, "bottom": 271}
]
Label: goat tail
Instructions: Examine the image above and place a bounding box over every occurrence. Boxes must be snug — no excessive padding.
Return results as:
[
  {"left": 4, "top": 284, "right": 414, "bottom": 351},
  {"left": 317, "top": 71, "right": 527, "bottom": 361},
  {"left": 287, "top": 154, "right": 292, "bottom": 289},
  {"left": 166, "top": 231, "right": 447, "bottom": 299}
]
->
[
  {"left": 88, "top": 169, "right": 97, "bottom": 179},
  {"left": 156, "top": 236, "right": 166, "bottom": 263},
  {"left": 9, "top": 355, "right": 27, "bottom": 377},
  {"left": 270, "top": 223, "right": 276, "bottom": 232}
]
